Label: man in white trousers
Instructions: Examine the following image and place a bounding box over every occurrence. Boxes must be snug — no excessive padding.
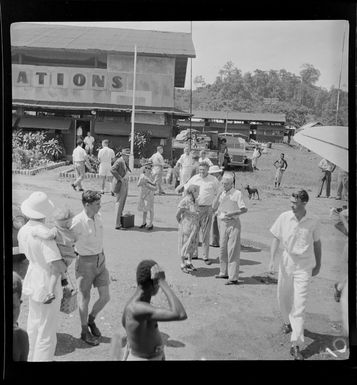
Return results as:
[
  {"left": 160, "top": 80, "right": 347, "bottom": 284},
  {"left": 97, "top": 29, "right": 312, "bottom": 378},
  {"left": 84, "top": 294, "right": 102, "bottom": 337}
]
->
[
  {"left": 269, "top": 189, "right": 322, "bottom": 360},
  {"left": 149, "top": 145, "right": 166, "bottom": 195},
  {"left": 97, "top": 139, "right": 115, "bottom": 194},
  {"left": 214, "top": 174, "right": 247, "bottom": 285},
  {"left": 17, "top": 191, "right": 67, "bottom": 361}
]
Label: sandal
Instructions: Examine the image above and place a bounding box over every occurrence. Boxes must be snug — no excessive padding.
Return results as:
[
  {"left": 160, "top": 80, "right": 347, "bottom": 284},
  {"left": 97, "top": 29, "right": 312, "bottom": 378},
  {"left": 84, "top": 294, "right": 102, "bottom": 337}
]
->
[
  {"left": 181, "top": 265, "right": 191, "bottom": 274},
  {"left": 186, "top": 263, "right": 197, "bottom": 271}
]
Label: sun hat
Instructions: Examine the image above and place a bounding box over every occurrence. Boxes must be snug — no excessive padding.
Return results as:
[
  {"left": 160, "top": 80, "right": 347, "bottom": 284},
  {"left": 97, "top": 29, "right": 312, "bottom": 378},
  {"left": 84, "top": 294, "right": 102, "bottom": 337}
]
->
[
  {"left": 20, "top": 191, "right": 55, "bottom": 219},
  {"left": 208, "top": 165, "right": 223, "bottom": 174}
]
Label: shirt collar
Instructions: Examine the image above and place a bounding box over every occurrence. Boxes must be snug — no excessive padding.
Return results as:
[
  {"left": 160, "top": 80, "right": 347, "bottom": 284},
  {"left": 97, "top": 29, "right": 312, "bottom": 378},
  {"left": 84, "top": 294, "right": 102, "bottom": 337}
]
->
[
  {"left": 288, "top": 210, "right": 312, "bottom": 222},
  {"left": 81, "top": 209, "right": 99, "bottom": 222}
]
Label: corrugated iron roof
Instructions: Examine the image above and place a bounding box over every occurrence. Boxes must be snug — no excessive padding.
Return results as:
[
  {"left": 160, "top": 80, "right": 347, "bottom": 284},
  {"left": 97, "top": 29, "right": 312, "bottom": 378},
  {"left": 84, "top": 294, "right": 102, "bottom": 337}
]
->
[
  {"left": 192, "top": 110, "right": 286, "bottom": 123},
  {"left": 11, "top": 23, "right": 196, "bottom": 58}
]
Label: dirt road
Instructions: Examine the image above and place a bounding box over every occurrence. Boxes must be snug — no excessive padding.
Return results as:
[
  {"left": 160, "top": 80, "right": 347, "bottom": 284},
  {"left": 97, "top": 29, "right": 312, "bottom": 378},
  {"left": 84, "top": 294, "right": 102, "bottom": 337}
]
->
[{"left": 12, "top": 143, "right": 348, "bottom": 360}]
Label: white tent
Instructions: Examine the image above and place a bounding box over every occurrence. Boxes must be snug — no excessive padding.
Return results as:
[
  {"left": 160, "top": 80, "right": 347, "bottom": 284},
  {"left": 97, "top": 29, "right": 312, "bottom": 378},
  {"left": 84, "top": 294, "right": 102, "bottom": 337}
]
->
[{"left": 294, "top": 126, "right": 348, "bottom": 172}]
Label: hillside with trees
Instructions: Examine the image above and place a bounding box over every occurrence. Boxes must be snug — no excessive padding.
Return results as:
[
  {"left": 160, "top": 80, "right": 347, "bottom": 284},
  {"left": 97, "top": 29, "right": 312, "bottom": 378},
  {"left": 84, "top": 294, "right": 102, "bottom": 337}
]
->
[{"left": 174, "top": 62, "right": 348, "bottom": 128}]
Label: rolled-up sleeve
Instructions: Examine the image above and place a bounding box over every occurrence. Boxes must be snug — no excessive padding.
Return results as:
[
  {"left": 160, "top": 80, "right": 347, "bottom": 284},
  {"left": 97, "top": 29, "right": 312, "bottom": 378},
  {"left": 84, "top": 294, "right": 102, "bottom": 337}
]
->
[
  {"left": 312, "top": 220, "right": 321, "bottom": 242},
  {"left": 236, "top": 191, "right": 246, "bottom": 209},
  {"left": 270, "top": 214, "right": 282, "bottom": 240}
]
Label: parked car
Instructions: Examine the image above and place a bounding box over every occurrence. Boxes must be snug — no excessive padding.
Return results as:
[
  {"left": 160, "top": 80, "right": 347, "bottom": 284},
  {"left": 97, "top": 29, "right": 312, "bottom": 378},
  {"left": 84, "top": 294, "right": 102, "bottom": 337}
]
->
[{"left": 218, "top": 132, "right": 252, "bottom": 170}]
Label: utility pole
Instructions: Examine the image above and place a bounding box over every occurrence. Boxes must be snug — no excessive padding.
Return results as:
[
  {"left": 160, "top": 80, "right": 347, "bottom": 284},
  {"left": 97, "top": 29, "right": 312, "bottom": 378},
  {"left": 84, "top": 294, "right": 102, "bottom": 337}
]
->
[
  {"left": 129, "top": 45, "right": 137, "bottom": 171},
  {"left": 336, "top": 23, "right": 347, "bottom": 126}
]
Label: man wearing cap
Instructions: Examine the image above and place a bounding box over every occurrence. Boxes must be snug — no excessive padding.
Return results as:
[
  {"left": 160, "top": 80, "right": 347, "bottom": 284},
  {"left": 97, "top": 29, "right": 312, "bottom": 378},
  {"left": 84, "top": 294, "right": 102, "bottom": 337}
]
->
[
  {"left": 17, "top": 191, "right": 67, "bottom": 361},
  {"left": 214, "top": 174, "right": 247, "bottom": 285},
  {"left": 71, "top": 138, "right": 94, "bottom": 192},
  {"left": 97, "top": 139, "right": 115, "bottom": 194},
  {"left": 111, "top": 148, "right": 131, "bottom": 230},
  {"left": 184, "top": 162, "right": 220, "bottom": 265},
  {"left": 70, "top": 190, "right": 110, "bottom": 346},
  {"left": 149, "top": 145, "right": 166, "bottom": 195}
]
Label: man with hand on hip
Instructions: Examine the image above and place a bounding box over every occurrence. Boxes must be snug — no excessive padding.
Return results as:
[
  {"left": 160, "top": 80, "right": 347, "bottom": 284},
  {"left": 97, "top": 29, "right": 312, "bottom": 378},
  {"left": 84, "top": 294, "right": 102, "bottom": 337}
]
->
[
  {"left": 269, "top": 189, "right": 321, "bottom": 360},
  {"left": 111, "top": 148, "right": 131, "bottom": 230},
  {"left": 70, "top": 190, "right": 110, "bottom": 346},
  {"left": 184, "top": 162, "right": 220, "bottom": 265},
  {"left": 149, "top": 145, "right": 166, "bottom": 195}
]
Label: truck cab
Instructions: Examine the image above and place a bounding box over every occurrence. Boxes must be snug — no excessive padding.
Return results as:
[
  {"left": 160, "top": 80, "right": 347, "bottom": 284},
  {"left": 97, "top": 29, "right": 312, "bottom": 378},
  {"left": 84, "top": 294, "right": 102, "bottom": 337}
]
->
[{"left": 218, "top": 132, "right": 250, "bottom": 169}]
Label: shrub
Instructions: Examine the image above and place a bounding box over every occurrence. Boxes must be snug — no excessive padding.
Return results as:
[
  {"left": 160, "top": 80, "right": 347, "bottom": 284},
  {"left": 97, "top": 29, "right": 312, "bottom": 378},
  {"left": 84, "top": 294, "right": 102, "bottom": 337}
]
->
[
  {"left": 128, "top": 130, "right": 152, "bottom": 159},
  {"left": 12, "top": 128, "right": 65, "bottom": 169}
]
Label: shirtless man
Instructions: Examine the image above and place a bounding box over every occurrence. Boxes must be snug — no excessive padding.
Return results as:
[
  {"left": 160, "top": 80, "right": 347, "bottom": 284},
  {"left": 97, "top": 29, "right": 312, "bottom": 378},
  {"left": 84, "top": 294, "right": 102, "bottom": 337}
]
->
[{"left": 120, "top": 260, "right": 187, "bottom": 360}]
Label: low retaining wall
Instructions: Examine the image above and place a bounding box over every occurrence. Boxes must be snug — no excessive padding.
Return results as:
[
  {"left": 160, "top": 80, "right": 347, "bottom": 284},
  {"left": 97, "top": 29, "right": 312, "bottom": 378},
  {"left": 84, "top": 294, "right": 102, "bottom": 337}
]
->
[
  {"left": 59, "top": 170, "right": 140, "bottom": 183},
  {"left": 12, "top": 161, "right": 68, "bottom": 176}
]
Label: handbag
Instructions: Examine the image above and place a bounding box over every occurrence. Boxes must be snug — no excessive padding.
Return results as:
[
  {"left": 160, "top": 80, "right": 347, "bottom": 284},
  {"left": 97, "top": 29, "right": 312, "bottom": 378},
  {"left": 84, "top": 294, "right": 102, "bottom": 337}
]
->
[{"left": 60, "top": 272, "right": 78, "bottom": 314}]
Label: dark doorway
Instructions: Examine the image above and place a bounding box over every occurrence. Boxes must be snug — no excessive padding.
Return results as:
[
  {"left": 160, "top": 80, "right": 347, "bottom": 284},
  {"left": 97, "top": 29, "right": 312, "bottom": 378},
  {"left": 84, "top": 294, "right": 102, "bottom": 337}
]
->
[{"left": 75, "top": 120, "right": 91, "bottom": 146}]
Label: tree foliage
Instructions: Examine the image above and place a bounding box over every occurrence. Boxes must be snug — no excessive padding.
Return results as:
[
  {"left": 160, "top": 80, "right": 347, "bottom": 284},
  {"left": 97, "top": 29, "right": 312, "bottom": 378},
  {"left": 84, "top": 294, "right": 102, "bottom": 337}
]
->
[{"left": 175, "top": 62, "right": 348, "bottom": 128}]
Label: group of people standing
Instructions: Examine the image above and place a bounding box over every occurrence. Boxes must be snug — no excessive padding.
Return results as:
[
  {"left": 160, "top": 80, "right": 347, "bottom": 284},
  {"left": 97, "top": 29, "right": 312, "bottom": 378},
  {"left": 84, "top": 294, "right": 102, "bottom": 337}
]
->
[{"left": 14, "top": 137, "right": 346, "bottom": 362}]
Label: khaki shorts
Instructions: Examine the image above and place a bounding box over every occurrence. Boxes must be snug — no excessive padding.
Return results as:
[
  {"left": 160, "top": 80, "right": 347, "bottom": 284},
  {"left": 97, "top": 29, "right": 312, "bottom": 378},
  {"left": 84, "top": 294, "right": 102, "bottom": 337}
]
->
[{"left": 75, "top": 253, "right": 110, "bottom": 292}]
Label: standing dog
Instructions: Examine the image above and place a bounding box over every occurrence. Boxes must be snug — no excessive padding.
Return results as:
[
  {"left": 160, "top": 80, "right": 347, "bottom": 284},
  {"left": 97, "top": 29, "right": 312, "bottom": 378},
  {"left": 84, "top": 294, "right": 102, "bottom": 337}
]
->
[{"left": 245, "top": 185, "right": 260, "bottom": 200}]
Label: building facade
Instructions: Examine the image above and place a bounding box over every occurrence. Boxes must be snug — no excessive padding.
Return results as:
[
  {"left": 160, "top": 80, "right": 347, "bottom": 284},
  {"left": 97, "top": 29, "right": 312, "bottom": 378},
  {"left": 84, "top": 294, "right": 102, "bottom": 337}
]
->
[{"left": 11, "top": 23, "right": 195, "bottom": 160}]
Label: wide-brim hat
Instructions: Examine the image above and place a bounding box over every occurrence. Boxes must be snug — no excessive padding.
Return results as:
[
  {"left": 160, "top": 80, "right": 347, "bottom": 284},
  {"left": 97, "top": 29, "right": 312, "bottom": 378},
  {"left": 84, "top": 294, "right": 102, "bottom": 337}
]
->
[
  {"left": 121, "top": 148, "right": 131, "bottom": 155},
  {"left": 20, "top": 191, "right": 55, "bottom": 219},
  {"left": 208, "top": 165, "right": 223, "bottom": 174}
]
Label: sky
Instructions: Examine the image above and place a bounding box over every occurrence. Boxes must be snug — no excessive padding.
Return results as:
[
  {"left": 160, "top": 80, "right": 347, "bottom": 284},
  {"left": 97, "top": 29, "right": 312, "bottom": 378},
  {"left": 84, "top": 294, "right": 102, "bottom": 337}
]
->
[{"left": 37, "top": 20, "right": 349, "bottom": 91}]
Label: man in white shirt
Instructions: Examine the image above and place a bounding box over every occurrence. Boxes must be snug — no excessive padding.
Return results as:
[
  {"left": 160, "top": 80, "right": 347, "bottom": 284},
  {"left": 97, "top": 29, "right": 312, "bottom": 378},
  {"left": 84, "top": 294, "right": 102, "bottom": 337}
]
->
[
  {"left": 18, "top": 191, "right": 67, "bottom": 361},
  {"left": 316, "top": 158, "right": 336, "bottom": 198},
  {"left": 149, "top": 145, "right": 166, "bottom": 195},
  {"left": 214, "top": 174, "right": 247, "bottom": 285},
  {"left": 184, "top": 162, "right": 220, "bottom": 264},
  {"left": 269, "top": 190, "right": 322, "bottom": 360},
  {"left": 97, "top": 139, "right": 115, "bottom": 194},
  {"left": 70, "top": 190, "right": 110, "bottom": 346},
  {"left": 71, "top": 139, "right": 94, "bottom": 192},
  {"left": 84, "top": 132, "right": 95, "bottom": 155},
  {"left": 176, "top": 145, "right": 194, "bottom": 186}
]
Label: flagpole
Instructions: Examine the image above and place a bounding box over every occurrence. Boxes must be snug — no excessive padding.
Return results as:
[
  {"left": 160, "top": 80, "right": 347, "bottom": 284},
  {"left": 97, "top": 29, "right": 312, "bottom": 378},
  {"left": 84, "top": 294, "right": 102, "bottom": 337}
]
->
[{"left": 129, "top": 45, "right": 137, "bottom": 171}]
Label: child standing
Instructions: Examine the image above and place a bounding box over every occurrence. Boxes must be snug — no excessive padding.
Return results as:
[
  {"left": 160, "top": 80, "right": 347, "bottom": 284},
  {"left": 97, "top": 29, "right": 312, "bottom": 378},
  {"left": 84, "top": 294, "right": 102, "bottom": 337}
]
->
[
  {"left": 176, "top": 184, "right": 200, "bottom": 273},
  {"left": 31, "top": 207, "right": 77, "bottom": 304},
  {"left": 137, "top": 162, "right": 157, "bottom": 231}
]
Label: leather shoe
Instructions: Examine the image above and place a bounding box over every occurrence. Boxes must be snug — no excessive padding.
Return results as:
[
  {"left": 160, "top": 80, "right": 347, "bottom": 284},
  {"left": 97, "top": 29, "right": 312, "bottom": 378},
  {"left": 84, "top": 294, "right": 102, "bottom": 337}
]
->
[
  {"left": 225, "top": 280, "right": 239, "bottom": 285},
  {"left": 215, "top": 274, "right": 228, "bottom": 279},
  {"left": 210, "top": 243, "right": 220, "bottom": 248},
  {"left": 290, "top": 346, "right": 304, "bottom": 360},
  {"left": 71, "top": 183, "right": 77, "bottom": 191},
  {"left": 139, "top": 223, "right": 147, "bottom": 228},
  {"left": 81, "top": 330, "right": 99, "bottom": 346},
  {"left": 203, "top": 259, "right": 212, "bottom": 265},
  {"left": 282, "top": 323, "right": 292, "bottom": 334},
  {"left": 147, "top": 225, "right": 153, "bottom": 230},
  {"left": 88, "top": 321, "right": 101, "bottom": 338}
]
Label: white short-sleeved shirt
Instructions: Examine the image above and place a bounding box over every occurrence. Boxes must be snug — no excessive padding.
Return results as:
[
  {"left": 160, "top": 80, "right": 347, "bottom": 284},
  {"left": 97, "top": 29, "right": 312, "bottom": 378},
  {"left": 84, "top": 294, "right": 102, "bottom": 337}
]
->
[
  {"left": 18, "top": 221, "right": 62, "bottom": 302},
  {"left": 70, "top": 210, "right": 103, "bottom": 256},
  {"left": 98, "top": 146, "right": 115, "bottom": 164},
  {"left": 72, "top": 145, "right": 87, "bottom": 162},
  {"left": 199, "top": 157, "right": 213, "bottom": 167},
  {"left": 184, "top": 174, "right": 220, "bottom": 206},
  {"left": 270, "top": 210, "right": 321, "bottom": 270},
  {"left": 218, "top": 188, "right": 246, "bottom": 221},
  {"left": 149, "top": 152, "right": 165, "bottom": 174},
  {"left": 84, "top": 135, "right": 95, "bottom": 148}
]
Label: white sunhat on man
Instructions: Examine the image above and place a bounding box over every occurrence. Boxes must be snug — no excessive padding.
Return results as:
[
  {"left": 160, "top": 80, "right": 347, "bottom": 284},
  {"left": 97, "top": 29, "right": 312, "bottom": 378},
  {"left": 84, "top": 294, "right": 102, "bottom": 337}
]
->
[
  {"left": 20, "top": 191, "right": 55, "bottom": 219},
  {"left": 208, "top": 165, "right": 223, "bottom": 174}
]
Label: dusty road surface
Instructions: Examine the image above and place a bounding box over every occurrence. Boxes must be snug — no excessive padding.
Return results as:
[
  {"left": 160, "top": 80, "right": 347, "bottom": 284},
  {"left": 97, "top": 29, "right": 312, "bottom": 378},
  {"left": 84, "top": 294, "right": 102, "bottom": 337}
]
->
[{"left": 12, "top": 142, "right": 349, "bottom": 361}]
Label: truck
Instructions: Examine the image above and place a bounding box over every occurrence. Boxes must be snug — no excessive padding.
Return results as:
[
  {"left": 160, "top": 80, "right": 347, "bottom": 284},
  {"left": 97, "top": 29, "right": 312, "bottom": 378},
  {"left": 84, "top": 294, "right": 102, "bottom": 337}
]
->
[{"left": 218, "top": 132, "right": 251, "bottom": 170}]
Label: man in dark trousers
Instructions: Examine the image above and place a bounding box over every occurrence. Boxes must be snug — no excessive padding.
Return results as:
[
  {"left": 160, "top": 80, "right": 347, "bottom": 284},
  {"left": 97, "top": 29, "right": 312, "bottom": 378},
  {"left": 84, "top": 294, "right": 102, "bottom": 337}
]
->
[
  {"left": 111, "top": 148, "right": 131, "bottom": 230},
  {"left": 316, "top": 158, "right": 336, "bottom": 198}
]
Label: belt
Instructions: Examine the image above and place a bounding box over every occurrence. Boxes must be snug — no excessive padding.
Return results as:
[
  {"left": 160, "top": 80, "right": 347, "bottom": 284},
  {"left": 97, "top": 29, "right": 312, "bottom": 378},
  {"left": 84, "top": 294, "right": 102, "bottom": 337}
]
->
[
  {"left": 77, "top": 252, "right": 105, "bottom": 267},
  {"left": 198, "top": 205, "right": 212, "bottom": 207}
]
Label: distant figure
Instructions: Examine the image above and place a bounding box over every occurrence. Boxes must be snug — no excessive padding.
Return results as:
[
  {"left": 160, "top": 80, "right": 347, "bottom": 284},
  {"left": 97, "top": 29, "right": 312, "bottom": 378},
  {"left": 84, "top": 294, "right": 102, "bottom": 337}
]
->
[
  {"left": 149, "top": 145, "right": 166, "bottom": 195},
  {"left": 137, "top": 162, "right": 156, "bottom": 231},
  {"left": 218, "top": 138, "right": 227, "bottom": 168},
  {"left": 269, "top": 190, "right": 322, "bottom": 360},
  {"left": 335, "top": 168, "right": 348, "bottom": 201},
  {"left": 316, "top": 158, "right": 336, "bottom": 198},
  {"left": 76, "top": 125, "right": 83, "bottom": 139},
  {"left": 251, "top": 146, "right": 262, "bottom": 170},
  {"left": 190, "top": 150, "right": 200, "bottom": 178},
  {"left": 84, "top": 132, "right": 95, "bottom": 155},
  {"left": 97, "top": 140, "right": 115, "bottom": 194},
  {"left": 71, "top": 138, "right": 94, "bottom": 192},
  {"left": 199, "top": 149, "right": 213, "bottom": 168},
  {"left": 273, "top": 153, "right": 288, "bottom": 189},
  {"left": 13, "top": 271, "right": 29, "bottom": 361},
  {"left": 121, "top": 261, "right": 187, "bottom": 360},
  {"left": 111, "top": 148, "right": 131, "bottom": 230},
  {"left": 176, "top": 145, "right": 194, "bottom": 186}
]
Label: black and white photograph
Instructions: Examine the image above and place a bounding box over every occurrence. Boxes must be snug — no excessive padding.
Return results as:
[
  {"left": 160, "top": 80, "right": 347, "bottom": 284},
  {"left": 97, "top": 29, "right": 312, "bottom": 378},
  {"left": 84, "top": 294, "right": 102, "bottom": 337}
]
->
[{"left": 4, "top": 0, "right": 355, "bottom": 373}]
